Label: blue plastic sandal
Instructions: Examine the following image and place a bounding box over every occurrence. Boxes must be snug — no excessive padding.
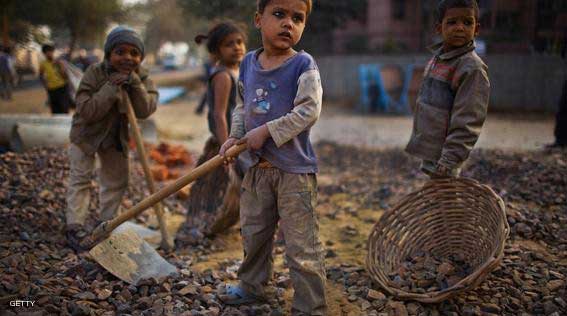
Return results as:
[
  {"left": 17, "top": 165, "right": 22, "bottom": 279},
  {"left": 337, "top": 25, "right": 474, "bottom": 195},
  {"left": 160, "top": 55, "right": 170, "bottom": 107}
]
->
[{"left": 220, "top": 285, "right": 263, "bottom": 305}]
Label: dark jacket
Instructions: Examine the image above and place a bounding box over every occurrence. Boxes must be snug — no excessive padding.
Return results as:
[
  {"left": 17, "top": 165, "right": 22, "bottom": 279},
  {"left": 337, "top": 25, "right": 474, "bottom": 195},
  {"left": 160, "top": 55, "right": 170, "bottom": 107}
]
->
[
  {"left": 70, "top": 62, "right": 158, "bottom": 156},
  {"left": 406, "top": 41, "right": 490, "bottom": 170}
]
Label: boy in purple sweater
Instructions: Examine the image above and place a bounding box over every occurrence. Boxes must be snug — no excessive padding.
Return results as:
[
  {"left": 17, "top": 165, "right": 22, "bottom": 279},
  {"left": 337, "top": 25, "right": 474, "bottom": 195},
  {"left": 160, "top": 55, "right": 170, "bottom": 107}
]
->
[{"left": 219, "top": 0, "right": 326, "bottom": 314}]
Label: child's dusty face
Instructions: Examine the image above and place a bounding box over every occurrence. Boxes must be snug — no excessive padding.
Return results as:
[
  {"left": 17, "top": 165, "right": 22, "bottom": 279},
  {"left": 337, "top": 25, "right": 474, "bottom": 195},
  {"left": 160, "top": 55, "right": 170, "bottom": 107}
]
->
[
  {"left": 437, "top": 8, "right": 479, "bottom": 51},
  {"left": 44, "top": 50, "right": 55, "bottom": 60},
  {"left": 109, "top": 43, "right": 142, "bottom": 74},
  {"left": 255, "top": 0, "right": 308, "bottom": 52},
  {"left": 217, "top": 32, "right": 246, "bottom": 66}
]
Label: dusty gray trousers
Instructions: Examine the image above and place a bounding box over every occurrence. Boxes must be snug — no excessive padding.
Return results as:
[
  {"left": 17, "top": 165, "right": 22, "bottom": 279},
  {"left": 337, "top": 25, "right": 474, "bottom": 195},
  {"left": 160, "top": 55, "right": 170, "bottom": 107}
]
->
[
  {"left": 66, "top": 143, "right": 129, "bottom": 226},
  {"left": 237, "top": 166, "right": 327, "bottom": 315}
]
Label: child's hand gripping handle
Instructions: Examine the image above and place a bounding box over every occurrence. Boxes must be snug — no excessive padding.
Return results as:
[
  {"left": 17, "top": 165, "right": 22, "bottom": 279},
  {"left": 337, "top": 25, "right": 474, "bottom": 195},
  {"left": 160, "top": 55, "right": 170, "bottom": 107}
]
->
[
  {"left": 82, "top": 142, "right": 248, "bottom": 249},
  {"left": 220, "top": 137, "right": 247, "bottom": 164}
]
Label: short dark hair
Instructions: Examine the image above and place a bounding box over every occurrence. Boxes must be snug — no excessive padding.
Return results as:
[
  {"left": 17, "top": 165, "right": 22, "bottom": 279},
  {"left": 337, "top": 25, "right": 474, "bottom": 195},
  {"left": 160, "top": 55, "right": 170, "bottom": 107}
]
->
[
  {"left": 257, "top": 0, "right": 312, "bottom": 16},
  {"left": 436, "top": 0, "right": 479, "bottom": 23},
  {"left": 196, "top": 21, "right": 247, "bottom": 55},
  {"left": 41, "top": 44, "right": 55, "bottom": 54}
]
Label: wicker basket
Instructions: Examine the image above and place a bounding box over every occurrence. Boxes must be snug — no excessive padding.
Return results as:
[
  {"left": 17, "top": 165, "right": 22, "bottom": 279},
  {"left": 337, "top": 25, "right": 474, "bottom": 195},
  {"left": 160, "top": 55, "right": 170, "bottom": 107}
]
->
[{"left": 366, "top": 178, "right": 509, "bottom": 303}]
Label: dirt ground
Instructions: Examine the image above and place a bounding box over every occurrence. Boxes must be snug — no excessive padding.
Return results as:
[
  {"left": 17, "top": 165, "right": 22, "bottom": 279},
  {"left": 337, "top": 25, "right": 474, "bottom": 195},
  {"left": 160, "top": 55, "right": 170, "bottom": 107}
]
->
[
  {"left": 311, "top": 107, "right": 555, "bottom": 151},
  {"left": 0, "top": 69, "right": 200, "bottom": 114},
  {"left": 0, "top": 74, "right": 555, "bottom": 151},
  {"left": 2, "top": 141, "right": 565, "bottom": 315},
  {"left": 151, "top": 96, "right": 561, "bottom": 315},
  {"left": 151, "top": 95, "right": 556, "bottom": 154},
  {"left": 1, "top": 78, "right": 564, "bottom": 315}
]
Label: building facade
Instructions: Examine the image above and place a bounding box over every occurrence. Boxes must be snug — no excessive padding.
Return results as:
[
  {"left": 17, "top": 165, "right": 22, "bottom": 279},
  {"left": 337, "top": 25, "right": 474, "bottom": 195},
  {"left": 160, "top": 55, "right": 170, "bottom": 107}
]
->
[{"left": 332, "top": 0, "right": 567, "bottom": 55}]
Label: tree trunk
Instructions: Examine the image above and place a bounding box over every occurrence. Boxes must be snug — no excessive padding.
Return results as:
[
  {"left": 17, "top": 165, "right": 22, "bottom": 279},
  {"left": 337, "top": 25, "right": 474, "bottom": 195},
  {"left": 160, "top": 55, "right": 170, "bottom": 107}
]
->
[
  {"left": 67, "top": 15, "right": 78, "bottom": 59},
  {"left": 554, "top": 79, "right": 567, "bottom": 145},
  {"left": 68, "top": 33, "right": 76, "bottom": 60},
  {"left": 2, "top": 12, "right": 9, "bottom": 47}
]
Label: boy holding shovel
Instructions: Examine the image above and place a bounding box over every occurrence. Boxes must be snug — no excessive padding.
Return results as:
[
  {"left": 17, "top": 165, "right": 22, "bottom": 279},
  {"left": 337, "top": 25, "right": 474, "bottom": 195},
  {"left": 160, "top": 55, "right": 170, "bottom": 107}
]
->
[
  {"left": 219, "top": 0, "right": 327, "bottom": 314},
  {"left": 66, "top": 26, "right": 158, "bottom": 251}
]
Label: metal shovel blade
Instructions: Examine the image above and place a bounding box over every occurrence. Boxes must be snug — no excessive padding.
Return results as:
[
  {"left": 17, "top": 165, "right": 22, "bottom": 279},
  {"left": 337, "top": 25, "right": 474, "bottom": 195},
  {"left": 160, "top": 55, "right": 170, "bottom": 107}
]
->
[
  {"left": 89, "top": 229, "right": 178, "bottom": 285},
  {"left": 113, "top": 221, "right": 162, "bottom": 248}
]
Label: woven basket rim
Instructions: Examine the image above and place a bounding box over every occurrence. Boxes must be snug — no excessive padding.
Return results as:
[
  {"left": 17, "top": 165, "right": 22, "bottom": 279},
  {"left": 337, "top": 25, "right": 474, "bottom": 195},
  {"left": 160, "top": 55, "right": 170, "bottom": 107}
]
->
[{"left": 366, "top": 177, "right": 509, "bottom": 303}]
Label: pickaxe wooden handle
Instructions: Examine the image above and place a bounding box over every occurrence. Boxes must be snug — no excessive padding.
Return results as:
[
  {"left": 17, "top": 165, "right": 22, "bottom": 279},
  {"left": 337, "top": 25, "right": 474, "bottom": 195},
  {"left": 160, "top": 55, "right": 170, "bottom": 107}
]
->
[
  {"left": 122, "top": 89, "right": 173, "bottom": 251},
  {"left": 83, "top": 141, "right": 248, "bottom": 248}
]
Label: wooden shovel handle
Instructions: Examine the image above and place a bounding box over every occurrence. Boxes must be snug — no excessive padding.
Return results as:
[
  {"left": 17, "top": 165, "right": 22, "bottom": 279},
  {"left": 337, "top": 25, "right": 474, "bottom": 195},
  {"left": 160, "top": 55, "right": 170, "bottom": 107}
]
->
[
  {"left": 122, "top": 89, "right": 172, "bottom": 250},
  {"left": 86, "top": 142, "right": 248, "bottom": 246}
]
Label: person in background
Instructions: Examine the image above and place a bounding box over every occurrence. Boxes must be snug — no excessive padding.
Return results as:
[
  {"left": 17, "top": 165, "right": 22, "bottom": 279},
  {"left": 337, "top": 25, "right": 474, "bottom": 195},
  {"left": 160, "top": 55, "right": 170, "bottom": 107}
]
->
[
  {"left": 182, "top": 21, "right": 251, "bottom": 241},
  {"left": 548, "top": 80, "right": 567, "bottom": 149},
  {"left": 0, "top": 46, "right": 16, "bottom": 101},
  {"left": 194, "top": 33, "right": 219, "bottom": 115},
  {"left": 39, "top": 44, "right": 70, "bottom": 113},
  {"left": 73, "top": 49, "right": 93, "bottom": 72},
  {"left": 405, "top": 0, "right": 490, "bottom": 178},
  {"left": 547, "top": 33, "right": 567, "bottom": 149}
]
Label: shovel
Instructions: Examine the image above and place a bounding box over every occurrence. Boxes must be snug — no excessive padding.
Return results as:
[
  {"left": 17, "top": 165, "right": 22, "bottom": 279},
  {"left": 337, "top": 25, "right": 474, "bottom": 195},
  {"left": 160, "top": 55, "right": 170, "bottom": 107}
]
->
[
  {"left": 84, "top": 141, "right": 247, "bottom": 283},
  {"left": 122, "top": 89, "right": 173, "bottom": 252}
]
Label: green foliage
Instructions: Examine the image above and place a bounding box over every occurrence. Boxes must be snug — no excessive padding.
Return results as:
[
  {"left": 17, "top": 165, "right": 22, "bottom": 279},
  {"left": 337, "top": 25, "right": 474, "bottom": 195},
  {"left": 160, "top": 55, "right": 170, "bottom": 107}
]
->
[
  {"left": 343, "top": 34, "right": 370, "bottom": 54},
  {"left": 145, "top": 0, "right": 213, "bottom": 53},
  {"left": 301, "top": 0, "right": 368, "bottom": 55},
  {"left": 1, "top": 0, "right": 45, "bottom": 45},
  {"left": 178, "top": 0, "right": 255, "bottom": 21},
  {"left": 380, "top": 38, "right": 409, "bottom": 54},
  {"left": 178, "top": 0, "right": 367, "bottom": 53},
  {"left": 178, "top": 0, "right": 259, "bottom": 49},
  {"left": 179, "top": 0, "right": 367, "bottom": 30},
  {"left": 307, "top": 0, "right": 367, "bottom": 32},
  {"left": 2, "top": 0, "right": 123, "bottom": 49},
  {"left": 42, "top": 0, "right": 124, "bottom": 49}
]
